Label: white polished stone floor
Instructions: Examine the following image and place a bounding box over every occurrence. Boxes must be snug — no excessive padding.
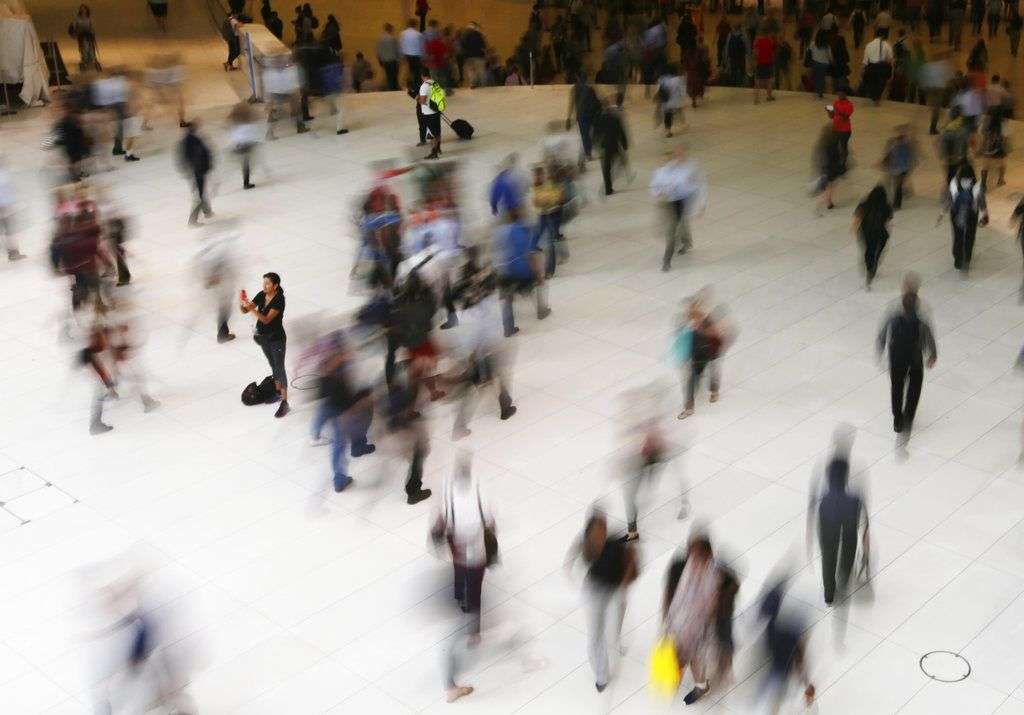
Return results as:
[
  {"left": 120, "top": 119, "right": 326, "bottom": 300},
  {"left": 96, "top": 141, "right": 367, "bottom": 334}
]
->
[{"left": 3, "top": 81, "right": 1024, "bottom": 714}]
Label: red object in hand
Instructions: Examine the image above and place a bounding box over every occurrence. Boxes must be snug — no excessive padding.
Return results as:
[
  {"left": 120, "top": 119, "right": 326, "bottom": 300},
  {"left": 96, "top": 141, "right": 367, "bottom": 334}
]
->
[{"left": 239, "top": 289, "right": 248, "bottom": 303}]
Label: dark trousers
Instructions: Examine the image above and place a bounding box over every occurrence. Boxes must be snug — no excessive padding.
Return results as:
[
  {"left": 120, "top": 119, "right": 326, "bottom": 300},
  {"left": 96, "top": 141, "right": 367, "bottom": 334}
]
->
[
  {"left": 834, "top": 130, "right": 851, "bottom": 170},
  {"left": 217, "top": 301, "right": 231, "bottom": 339},
  {"left": 952, "top": 220, "right": 978, "bottom": 269},
  {"left": 259, "top": 337, "right": 288, "bottom": 389},
  {"left": 416, "top": 104, "right": 427, "bottom": 143},
  {"left": 890, "top": 358, "right": 923, "bottom": 427},
  {"left": 240, "top": 146, "right": 253, "bottom": 187},
  {"left": 577, "top": 116, "right": 593, "bottom": 160},
  {"left": 405, "top": 55, "right": 422, "bottom": 84},
  {"left": 537, "top": 209, "right": 563, "bottom": 277},
  {"left": 382, "top": 60, "right": 399, "bottom": 90},
  {"left": 188, "top": 171, "right": 212, "bottom": 224},
  {"left": 406, "top": 439, "right": 426, "bottom": 495},
  {"left": 860, "top": 228, "right": 887, "bottom": 281},
  {"left": 112, "top": 103, "right": 126, "bottom": 154},
  {"left": 819, "top": 524, "right": 857, "bottom": 603},
  {"left": 114, "top": 243, "right": 131, "bottom": 285},
  {"left": 452, "top": 563, "right": 484, "bottom": 635},
  {"left": 663, "top": 199, "right": 691, "bottom": 268},
  {"left": 227, "top": 36, "right": 241, "bottom": 66},
  {"left": 891, "top": 171, "right": 907, "bottom": 209},
  {"left": 686, "top": 359, "right": 719, "bottom": 407}
]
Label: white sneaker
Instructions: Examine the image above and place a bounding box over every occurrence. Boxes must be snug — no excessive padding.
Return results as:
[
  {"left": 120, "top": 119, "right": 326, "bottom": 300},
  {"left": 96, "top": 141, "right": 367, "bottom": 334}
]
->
[{"left": 310, "top": 436, "right": 331, "bottom": 447}]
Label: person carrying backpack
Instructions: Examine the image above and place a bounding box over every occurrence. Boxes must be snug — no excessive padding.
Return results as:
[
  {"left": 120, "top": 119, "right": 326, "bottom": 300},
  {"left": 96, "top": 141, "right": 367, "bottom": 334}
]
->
[
  {"left": 877, "top": 274, "right": 937, "bottom": 440},
  {"left": 416, "top": 69, "right": 445, "bottom": 159},
  {"left": 942, "top": 162, "right": 988, "bottom": 273}
]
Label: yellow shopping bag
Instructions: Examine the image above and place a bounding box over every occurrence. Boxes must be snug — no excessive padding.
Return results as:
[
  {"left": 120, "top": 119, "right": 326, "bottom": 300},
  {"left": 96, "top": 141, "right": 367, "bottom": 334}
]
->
[{"left": 649, "top": 637, "right": 681, "bottom": 698}]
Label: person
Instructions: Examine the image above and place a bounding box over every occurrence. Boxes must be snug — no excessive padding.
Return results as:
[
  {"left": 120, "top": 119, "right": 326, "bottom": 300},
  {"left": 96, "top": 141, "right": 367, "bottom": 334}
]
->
[
  {"left": 881, "top": 124, "right": 917, "bottom": 210},
  {"left": 461, "top": 22, "right": 487, "bottom": 88},
  {"left": 592, "top": 97, "right": 629, "bottom": 197},
  {"left": 1009, "top": 6, "right": 1023, "bottom": 56},
  {"left": 620, "top": 412, "right": 677, "bottom": 542},
  {"left": 807, "top": 428, "right": 869, "bottom": 606},
  {"left": 677, "top": 11, "right": 698, "bottom": 60},
  {"left": 431, "top": 458, "right": 495, "bottom": 656},
  {"left": 178, "top": 120, "right": 213, "bottom": 227},
  {"left": 641, "top": 16, "right": 669, "bottom": 88},
  {"left": 661, "top": 533, "right": 717, "bottom": 705},
  {"left": 808, "top": 30, "right": 832, "bottom": 98},
  {"left": 650, "top": 148, "right": 707, "bottom": 272},
  {"left": 967, "top": 37, "right": 988, "bottom": 72},
  {"left": 829, "top": 87, "right": 854, "bottom": 171},
  {"left": 0, "top": 158, "right": 25, "bottom": 261},
  {"left": 400, "top": 19, "right": 425, "bottom": 86},
  {"left": 875, "top": 5, "right": 893, "bottom": 37},
  {"left": 655, "top": 64, "right": 686, "bottom": 137},
  {"left": 416, "top": 0, "right": 430, "bottom": 32},
  {"left": 853, "top": 185, "right": 893, "bottom": 288},
  {"left": 267, "top": 10, "right": 284, "bottom": 40},
  {"left": 147, "top": 0, "right": 168, "bottom": 32},
  {"left": 927, "top": 0, "right": 945, "bottom": 41},
  {"left": 851, "top": 5, "right": 867, "bottom": 47},
  {"left": 312, "top": 334, "right": 377, "bottom": 493},
  {"left": 493, "top": 208, "right": 550, "bottom": 336},
  {"left": 262, "top": 53, "right": 308, "bottom": 138},
  {"left": 416, "top": 70, "right": 442, "bottom": 160},
  {"left": 565, "top": 511, "right": 638, "bottom": 692},
  {"left": 775, "top": 34, "right": 794, "bottom": 91},
  {"left": 756, "top": 578, "right": 817, "bottom": 714},
  {"left": 716, "top": 15, "right": 732, "bottom": 68},
  {"left": 943, "top": 163, "right": 988, "bottom": 273},
  {"left": 504, "top": 61, "right": 522, "bottom": 86},
  {"left": 830, "top": 33, "right": 851, "bottom": 92},
  {"left": 222, "top": 12, "right": 241, "bottom": 71},
  {"left": 240, "top": 271, "right": 290, "bottom": 418},
  {"left": 228, "top": 101, "right": 262, "bottom": 190},
  {"left": 532, "top": 166, "right": 565, "bottom": 276},
  {"left": 986, "top": 0, "right": 1002, "bottom": 36},
  {"left": 144, "top": 54, "right": 187, "bottom": 129},
  {"left": 862, "top": 29, "right": 893, "bottom": 104},
  {"left": 978, "top": 106, "right": 1008, "bottom": 190},
  {"left": 489, "top": 153, "right": 526, "bottom": 219},
  {"left": 684, "top": 36, "right": 711, "bottom": 107},
  {"left": 877, "top": 275, "right": 937, "bottom": 438},
  {"left": 678, "top": 292, "right": 730, "bottom": 419},
  {"left": 938, "top": 107, "right": 971, "bottom": 184},
  {"left": 293, "top": 4, "right": 319, "bottom": 45},
  {"left": 565, "top": 72, "right": 601, "bottom": 164},
  {"left": 949, "top": 0, "right": 967, "bottom": 49},
  {"left": 726, "top": 23, "right": 748, "bottom": 88},
  {"left": 377, "top": 23, "right": 400, "bottom": 91},
  {"left": 813, "top": 123, "right": 844, "bottom": 211},
  {"left": 194, "top": 221, "right": 238, "bottom": 344},
  {"left": 70, "top": 5, "right": 101, "bottom": 72},
  {"left": 321, "top": 14, "right": 341, "bottom": 55},
  {"left": 350, "top": 52, "right": 374, "bottom": 93},
  {"left": 972, "top": 0, "right": 987, "bottom": 35},
  {"left": 752, "top": 29, "right": 776, "bottom": 103},
  {"left": 797, "top": 7, "right": 815, "bottom": 55}
]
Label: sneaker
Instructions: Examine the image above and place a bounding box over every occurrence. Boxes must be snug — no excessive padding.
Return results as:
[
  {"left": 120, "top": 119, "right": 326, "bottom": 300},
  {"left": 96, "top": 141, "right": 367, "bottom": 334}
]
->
[
  {"left": 217, "top": 332, "right": 236, "bottom": 343},
  {"left": 537, "top": 307, "right": 551, "bottom": 320},
  {"left": 350, "top": 442, "right": 376, "bottom": 458},
  {"left": 406, "top": 488, "right": 432, "bottom": 505},
  {"left": 683, "top": 685, "right": 709, "bottom": 705},
  {"left": 500, "top": 406, "right": 517, "bottom": 421},
  {"left": 440, "top": 315, "right": 458, "bottom": 330},
  {"left": 296, "top": 126, "right": 310, "bottom": 134},
  {"left": 90, "top": 421, "right": 113, "bottom": 435},
  {"left": 142, "top": 396, "right": 160, "bottom": 413},
  {"left": 274, "top": 400, "right": 290, "bottom": 418},
  {"left": 124, "top": 154, "right": 140, "bottom": 162},
  {"left": 243, "top": 183, "right": 255, "bottom": 190},
  {"left": 619, "top": 531, "right": 639, "bottom": 543},
  {"left": 595, "top": 682, "right": 608, "bottom": 693},
  {"left": 709, "top": 391, "right": 719, "bottom": 403},
  {"left": 309, "top": 436, "right": 331, "bottom": 447},
  {"left": 336, "top": 128, "right": 350, "bottom": 135},
  {"left": 332, "top": 474, "right": 353, "bottom": 492},
  {"left": 112, "top": 148, "right": 125, "bottom": 156}
]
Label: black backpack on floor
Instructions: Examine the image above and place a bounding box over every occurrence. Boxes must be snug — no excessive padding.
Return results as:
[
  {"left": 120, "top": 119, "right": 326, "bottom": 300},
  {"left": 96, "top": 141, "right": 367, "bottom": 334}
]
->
[{"left": 242, "top": 376, "right": 277, "bottom": 405}]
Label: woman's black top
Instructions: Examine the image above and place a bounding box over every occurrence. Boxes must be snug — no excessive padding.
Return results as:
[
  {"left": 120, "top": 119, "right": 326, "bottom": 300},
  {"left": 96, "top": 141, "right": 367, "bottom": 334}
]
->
[
  {"left": 253, "top": 289, "right": 286, "bottom": 341},
  {"left": 588, "top": 538, "right": 628, "bottom": 588}
]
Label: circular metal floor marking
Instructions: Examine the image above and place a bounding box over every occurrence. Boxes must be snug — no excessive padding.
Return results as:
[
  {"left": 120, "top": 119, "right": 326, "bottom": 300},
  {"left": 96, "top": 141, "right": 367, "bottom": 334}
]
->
[
  {"left": 919, "top": 651, "right": 971, "bottom": 683},
  {"left": 289, "top": 373, "right": 320, "bottom": 391}
]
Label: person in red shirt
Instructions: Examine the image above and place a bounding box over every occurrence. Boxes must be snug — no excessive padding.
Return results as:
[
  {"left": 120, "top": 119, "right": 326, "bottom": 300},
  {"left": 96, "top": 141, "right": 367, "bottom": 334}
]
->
[
  {"left": 829, "top": 87, "right": 854, "bottom": 170},
  {"left": 752, "top": 31, "right": 777, "bottom": 103}
]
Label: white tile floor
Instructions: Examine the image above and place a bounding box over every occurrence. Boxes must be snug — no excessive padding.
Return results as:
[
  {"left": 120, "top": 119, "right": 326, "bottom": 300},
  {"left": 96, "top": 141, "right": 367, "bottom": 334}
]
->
[{"left": 2, "top": 76, "right": 1024, "bottom": 713}]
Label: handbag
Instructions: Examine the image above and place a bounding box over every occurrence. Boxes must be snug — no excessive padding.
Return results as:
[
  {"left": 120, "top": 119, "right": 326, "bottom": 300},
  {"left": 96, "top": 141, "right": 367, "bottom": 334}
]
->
[
  {"left": 649, "top": 636, "right": 681, "bottom": 698},
  {"left": 477, "top": 487, "right": 499, "bottom": 567}
]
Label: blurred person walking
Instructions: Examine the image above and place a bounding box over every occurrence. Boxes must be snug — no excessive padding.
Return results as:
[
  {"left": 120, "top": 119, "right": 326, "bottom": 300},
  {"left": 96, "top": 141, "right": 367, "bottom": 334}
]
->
[
  {"left": 650, "top": 147, "right": 707, "bottom": 272},
  {"left": 943, "top": 163, "right": 988, "bottom": 273},
  {"left": 377, "top": 23, "right": 401, "bottom": 90},
  {"left": 877, "top": 275, "right": 937, "bottom": 439},
  {"left": 752, "top": 28, "right": 776, "bottom": 103},
  {"left": 807, "top": 30, "right": 833, "bottom": 98},
  {"left": 853, "top": 185, "right": 893, "bottom": 288},
  {"left": 461, "top": 22, "right": 487, "bottom": 88},
  {"left": 493, "top": 208, "right": 550, "bottom": 336},
  {"left": 70, "top": 5, "right": 101, "bottom": 72},
  {"left": 807, "top": 428, "right": 870, "bottom": 606},
  {"left": 1009, "top": 196, "right": 1024, "bottom": 300},
  {"left": 812, "top": 123, "right": 844, "bottom": 211},
  {"left": 861, "top": 29, "right": 893, "bottom": 105},
  {"left": 677, "top": 292, "right": 731, "bottom": 420},
  {"left": 655, "top": 64, "right": 687, "bottom": 138},
  {"left": 829, "top": 86, "right": 854, "bottom": 171},
  {"left": 0, "top": 158, "right": 26, "bottom": 261},
  {"left": 565, "top": 511, "right": 639, "bottom": 692},
  {"left": 240, "top": 271, "right": 290, "bottom": 418},
  {"left": 756, "top": 579, "right": 817, "bottom": 714},
  {"left": 881, "top": 124, "right": 918, "bottom": 210},
  {"left": 566, "top": 72, "right": 601, "bottom": 166},
  {"left": 978, "top": 106, "right": 1008, "bottom": 190},
  {"left": 195, "top": 221, "right": 237, "bottom": 343},
  {"left": 620, "top": 411, "right": 681, "bottom": 542},
  {"left": 228, "top": 102, "right": 263, "bottom": 190},
  {"left": 400, "top": 19, "right": 425, "bottom": 85},
  {"left": 592, "top": 96, "right": 629, "bottom": 197},
  {"left": 660, "top": 534, "right": 717, "bottom": 705},
  {"left": 531, "top": 165, "right": 566, "bottom": 276},
  {"left": 179, "top": 120, "right": 213, "bottom": 227}
]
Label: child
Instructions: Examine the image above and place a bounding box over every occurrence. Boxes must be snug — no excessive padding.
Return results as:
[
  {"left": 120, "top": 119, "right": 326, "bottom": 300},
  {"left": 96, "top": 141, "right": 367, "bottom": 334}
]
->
[{"left": 351, "top": 51, "right": 374, "bottom": 92}]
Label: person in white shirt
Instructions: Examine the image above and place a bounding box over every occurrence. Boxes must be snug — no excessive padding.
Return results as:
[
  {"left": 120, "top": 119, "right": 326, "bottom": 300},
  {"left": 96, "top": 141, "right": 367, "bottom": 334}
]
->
[
  {"left": 417, "top": 70, "right": 442, "bottom": 159},
  {"left": 655, "top": 64, "right": 687, "bottom": 138},
  {"left": 862, "top": 30, "right": 894, "bottom": 104},
  {"left": 651, "top": 147, "right": 707, "bottom": 271},
  {"left": 399, "top": 18, "right": 424, "bottom": 86}
]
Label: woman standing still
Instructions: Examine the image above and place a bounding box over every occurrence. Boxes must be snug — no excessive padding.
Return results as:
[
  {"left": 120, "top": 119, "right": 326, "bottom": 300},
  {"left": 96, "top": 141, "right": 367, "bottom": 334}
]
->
[
  {"left": 853, "top": 186, "right": 893, "bottom": 288},
  {"left": 70, "top": 5, "right": 101, "bottom": 72},
  {"left": 807, "top": 30, "right": 833, "bottom": 98},
  {"left": 240, "top": 272, "right": 290, "bottom": 417}
]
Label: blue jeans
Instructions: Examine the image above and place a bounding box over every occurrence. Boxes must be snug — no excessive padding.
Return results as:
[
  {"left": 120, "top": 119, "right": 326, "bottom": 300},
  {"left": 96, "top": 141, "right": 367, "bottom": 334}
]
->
[
  {"left": 322, "top": 403, "right": 372, "bottom": 488},
  {"left": 537, "top": 210, "right": 562, "bottom": 277}
]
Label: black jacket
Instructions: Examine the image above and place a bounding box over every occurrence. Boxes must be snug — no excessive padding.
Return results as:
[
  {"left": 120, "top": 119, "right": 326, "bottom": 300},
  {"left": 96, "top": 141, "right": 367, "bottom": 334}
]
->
[
  {"left": 877, "top": 306, "right": 937, "bottom": 365},
  {"left": 592, "top": 109, "right": 628, "bottom": 153},
  {"left": 180, "top": 132, "right": 213, "bottom": 175}
]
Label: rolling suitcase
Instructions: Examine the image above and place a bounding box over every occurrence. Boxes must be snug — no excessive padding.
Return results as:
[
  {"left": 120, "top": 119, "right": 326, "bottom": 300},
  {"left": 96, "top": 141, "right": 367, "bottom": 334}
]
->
[{"left": 442, "top": 114, "right": 474, "bottom": 140}]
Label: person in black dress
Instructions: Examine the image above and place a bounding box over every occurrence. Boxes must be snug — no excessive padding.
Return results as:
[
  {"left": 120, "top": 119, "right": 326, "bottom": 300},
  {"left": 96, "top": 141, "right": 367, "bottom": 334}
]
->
[
  {"left": 240, "top": 271, "right": 290, "bottom": 417},
  {"left": 853, "top": 185, "right": 893, "bottom": 288}
]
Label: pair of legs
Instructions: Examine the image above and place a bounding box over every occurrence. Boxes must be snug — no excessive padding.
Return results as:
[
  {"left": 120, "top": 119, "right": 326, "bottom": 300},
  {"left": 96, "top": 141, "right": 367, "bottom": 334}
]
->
[
  {"left": 622, "top": 458, "right": 680, "bottom": 539},
  {"left": 453, "top": 562, "right": 485, "bottom": 634},
  {"left": 500, "top": 270, "right": 550, "bottom": 337},
  {"left": 860, "top": 228, "right": 888, "bottom": 285},
  {"left": 323, "top": 92, "right": 349, "bottom": 134},
  {"left": 890, "top": 358, "right": 923, "bottom": 433},
  {"left": 452, "top": 354, "right": 516, "bottom": 438},
  {"left": 0, "top": 213, "right": 25, "bottom": 261},
  {"left": 403, "top": 426, "right": 431, "bottom": 504},
  {"left": 224, "top": 37, "right": 240, "bottom": 70},
  {"left": 536, "top": 209, "right": 564, "bottom": 276},
  {"left": 585, "top": 581, "right": 627, "bottom": 689},
  {"left": 90, "top": 355, "right": 158, "bottom": 434},
  {"left": 187, "top": 171, "right": 212, "bottom": 225},
  {"left": 312, "top": 400, "right": 373, "bottom": 491},
  {"left": 834, "top": 130, "right": 851, "bottom": 171},
  {"left": 382, "top": 60, "right": 399, "bottom": 90},
  {"left": 577, "top": 116, "right": 593, "bottom": 162},
  {"left": 890, "top": 171, "right": 908, "bottom": 209},
  {"left": 812, "top": 61, "right": 829, "bottom": 97},
  {"left": 600, "top": 150, "right": 620, "bottom": 195},
  {"left": 259, "top": 337, "right": 289, "bottom": 416},
  {"left": 819, "top": 524, "right": 858, "bottom": 604},
  {"left": 423, "top": 112, "right": 441, "bottom": 159},
  {"left": 754, "top": 69, "right": 775, "bottom": 102},
  {"left": 465, "top": 57, "right": 486, "bottom": 88},
  {"left": 662, "top": 198, "right": 692, "bottom": 270},
  {"left": 682, "top": 359, "right": 720, "bottom": 416},
  {"left": 952, "top": 221, "right": 978, "bottom": 270},
  {"left": 266, "top": 94, "right": 307, "bottom": 138}
]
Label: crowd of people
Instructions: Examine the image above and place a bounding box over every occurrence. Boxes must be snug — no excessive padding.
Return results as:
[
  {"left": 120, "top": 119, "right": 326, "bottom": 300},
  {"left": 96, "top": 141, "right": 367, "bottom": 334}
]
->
[{"left": 9, "top": 0, "right": 1024, "bottom": 711}]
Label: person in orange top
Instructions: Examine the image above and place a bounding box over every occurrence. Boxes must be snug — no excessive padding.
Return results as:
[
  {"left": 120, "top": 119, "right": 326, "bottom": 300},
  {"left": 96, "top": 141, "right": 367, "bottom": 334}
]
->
[{"left": 829, "top": 87, "right": 854, "bottom": 171}]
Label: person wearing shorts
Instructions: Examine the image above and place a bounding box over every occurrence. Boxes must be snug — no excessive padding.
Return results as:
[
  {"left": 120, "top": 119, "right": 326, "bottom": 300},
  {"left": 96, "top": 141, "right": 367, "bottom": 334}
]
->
[
  {"left": 417, "top": 70, "right": 442, "bottom": 159},
  {"left": 148, "top": 0, "right": 168, "bottom": 32},
  {"left": 752, "top": 31, "right": 776, "bottom": 103}
]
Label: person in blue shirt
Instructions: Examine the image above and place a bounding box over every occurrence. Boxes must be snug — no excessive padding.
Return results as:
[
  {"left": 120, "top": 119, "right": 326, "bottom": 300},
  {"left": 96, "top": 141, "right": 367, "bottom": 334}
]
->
[
  {"left": 492, "top": 208, "right": 550, "bottom": 336},
  {"left": 488, "top": 154, "right": 524, "bottom": 217}
]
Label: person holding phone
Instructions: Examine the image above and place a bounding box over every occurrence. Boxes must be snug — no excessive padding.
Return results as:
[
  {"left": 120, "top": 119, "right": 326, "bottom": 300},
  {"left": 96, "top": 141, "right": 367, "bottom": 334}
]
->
[{"left": 240, "top": 272, "right": 289, "bottom": 417}]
